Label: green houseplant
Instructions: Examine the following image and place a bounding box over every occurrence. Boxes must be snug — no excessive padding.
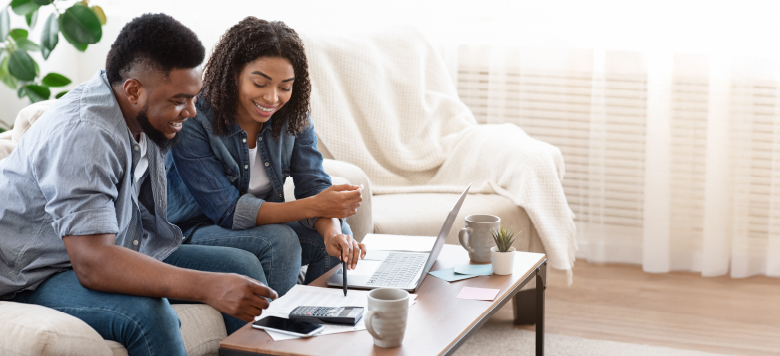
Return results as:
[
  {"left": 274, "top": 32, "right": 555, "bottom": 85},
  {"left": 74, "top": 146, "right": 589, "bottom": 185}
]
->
[
  {"left": 490, "top": 225, "right": 517, "bottom": 275},
  {"left": 0, "top": 0, "right": 106, "bottom": 105}
]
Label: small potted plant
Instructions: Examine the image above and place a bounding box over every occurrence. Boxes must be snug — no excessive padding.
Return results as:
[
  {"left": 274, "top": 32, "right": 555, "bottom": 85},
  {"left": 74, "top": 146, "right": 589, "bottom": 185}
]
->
[{"left": 490, "top": 225, "right": 517, "bottom": 275}]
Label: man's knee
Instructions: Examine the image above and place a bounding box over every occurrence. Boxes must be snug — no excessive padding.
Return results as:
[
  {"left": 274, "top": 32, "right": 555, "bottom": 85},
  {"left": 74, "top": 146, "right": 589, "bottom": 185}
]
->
[
  {"left": 134, "top": 298, "right": 181, "bottom": 330},
  {"left": 115, "top": 298, "right": 185, "bottom": 354}
]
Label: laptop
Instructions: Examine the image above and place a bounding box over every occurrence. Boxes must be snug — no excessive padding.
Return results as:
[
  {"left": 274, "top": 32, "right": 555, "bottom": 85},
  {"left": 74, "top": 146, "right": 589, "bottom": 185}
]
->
[{"left": 327, "top": 184, "right": 471, "bottom": 292}]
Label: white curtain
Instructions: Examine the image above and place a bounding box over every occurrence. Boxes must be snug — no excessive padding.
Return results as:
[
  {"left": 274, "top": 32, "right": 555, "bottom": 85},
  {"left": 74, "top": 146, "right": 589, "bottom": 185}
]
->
[{"left": 445, "top": 45, "right": 780, "bottom": 278}]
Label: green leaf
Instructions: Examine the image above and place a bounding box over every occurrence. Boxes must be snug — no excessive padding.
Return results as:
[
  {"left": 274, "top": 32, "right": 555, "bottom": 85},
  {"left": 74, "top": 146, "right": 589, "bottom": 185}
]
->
[
  {"left": 59, "top": 4, "right": 101, "bottom": 45},
  {"left": 0, "top": 7, "right": 10, "bottom": 41},
  {"left": 9, "top": 28, "right": 28, "bottom": 40},
  {"left": 0, "top": 54, "right": 18, "bottom": 89},
  {"left": 21, "top": 84, "right": 50, "bottom": 102},
  {"left": 31, "top": 0, "right": 52, "bottom": 5},
  {"left": 10, "top": 0, "right": 39, "bottom": 16},
  {"left": 55, "top": 90, "right": 67, "bottom": 99},
  {"left": 15, "top": 38, "right": 39, "bottom": 51},
  {"left": 42, "top": 73, "right": 70, "bottom": 87},
  {"left": 25, "top": 10, "right": 37, "bottom": 29},
  {"left": 61, "top": 29, "right": 87, "bottom": 52},
  {"left": 91, "top": 5, "right": 106, "bottom": 26},
  {"left": 8, "top": 50, "right": 36, "bottom": 81},
  {"left": 40, "top": 13, "right": 58, "bottom": 59}
]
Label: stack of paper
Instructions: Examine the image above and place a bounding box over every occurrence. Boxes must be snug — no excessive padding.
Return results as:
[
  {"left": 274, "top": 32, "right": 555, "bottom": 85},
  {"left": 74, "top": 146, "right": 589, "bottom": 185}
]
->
[{"left": 256, "top": 285, "right": 417, "bottom": 341}]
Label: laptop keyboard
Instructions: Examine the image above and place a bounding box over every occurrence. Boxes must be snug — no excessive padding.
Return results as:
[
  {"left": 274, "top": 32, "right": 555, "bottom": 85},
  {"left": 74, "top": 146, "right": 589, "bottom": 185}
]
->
[{"left": 366, "top": 252, "right": 427, "bottom": 288}]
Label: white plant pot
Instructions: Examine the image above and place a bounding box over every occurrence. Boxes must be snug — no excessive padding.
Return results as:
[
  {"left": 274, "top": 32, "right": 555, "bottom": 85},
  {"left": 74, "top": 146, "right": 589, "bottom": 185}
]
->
[{"left": 491, "top": 246, "right": 516, "bottom": 275}]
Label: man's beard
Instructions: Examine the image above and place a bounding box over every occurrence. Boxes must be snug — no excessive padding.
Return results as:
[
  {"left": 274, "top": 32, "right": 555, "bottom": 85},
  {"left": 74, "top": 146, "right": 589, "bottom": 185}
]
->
[{"left": 136, "top": 108, "right": 180, "bottom": 152}]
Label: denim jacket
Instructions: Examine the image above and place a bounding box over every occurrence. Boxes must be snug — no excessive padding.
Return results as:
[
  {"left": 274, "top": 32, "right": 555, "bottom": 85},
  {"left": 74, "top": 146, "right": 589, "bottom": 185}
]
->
[{"left": 166, "top": 99, "right": 332, "bottom": 234}]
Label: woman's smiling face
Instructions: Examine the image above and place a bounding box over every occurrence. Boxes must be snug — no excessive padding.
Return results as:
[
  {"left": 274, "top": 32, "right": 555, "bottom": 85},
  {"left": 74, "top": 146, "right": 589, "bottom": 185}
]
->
[{"left": 235, "top": 56, "right": 295, "bottom": 126}]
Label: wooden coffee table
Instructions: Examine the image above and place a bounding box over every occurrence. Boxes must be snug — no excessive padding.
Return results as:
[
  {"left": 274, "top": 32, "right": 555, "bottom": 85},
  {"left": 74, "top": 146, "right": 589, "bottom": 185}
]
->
[{"left": 219, "top": 244, "right": 547, "bottom": 356}]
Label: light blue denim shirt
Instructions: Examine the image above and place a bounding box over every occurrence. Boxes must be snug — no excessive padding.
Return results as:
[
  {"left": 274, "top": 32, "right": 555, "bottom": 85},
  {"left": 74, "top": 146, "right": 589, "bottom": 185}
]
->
[
  {"left": 167, "top": 98, "right": 333, "bottom": 235},
  {"left": 0, "top": 70, "right": 182, "bottom": 299}
]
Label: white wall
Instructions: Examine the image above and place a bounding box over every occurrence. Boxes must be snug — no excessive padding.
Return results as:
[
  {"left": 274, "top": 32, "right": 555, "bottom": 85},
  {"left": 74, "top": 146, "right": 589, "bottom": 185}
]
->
[{"left": 3, "top": 0, "right": 780, "bottom": 126}]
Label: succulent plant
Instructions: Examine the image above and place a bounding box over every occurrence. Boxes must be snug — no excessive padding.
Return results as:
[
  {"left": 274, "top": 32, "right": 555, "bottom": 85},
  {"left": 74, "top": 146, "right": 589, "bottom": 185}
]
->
[{"left": 491, "top": 225, "right": 517, "bottom": 252}]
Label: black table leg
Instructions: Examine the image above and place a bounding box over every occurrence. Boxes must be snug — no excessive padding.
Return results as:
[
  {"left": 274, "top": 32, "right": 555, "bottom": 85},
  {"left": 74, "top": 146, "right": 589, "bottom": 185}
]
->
[{"left": 536, "top": 261, "right": 546, "bottom": 356}]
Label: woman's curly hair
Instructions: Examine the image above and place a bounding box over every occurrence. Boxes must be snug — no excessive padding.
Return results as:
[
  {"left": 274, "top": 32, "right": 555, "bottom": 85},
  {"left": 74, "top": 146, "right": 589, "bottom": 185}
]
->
[{"left": 202, "top": 17, "right": 311, "bottom": 137}]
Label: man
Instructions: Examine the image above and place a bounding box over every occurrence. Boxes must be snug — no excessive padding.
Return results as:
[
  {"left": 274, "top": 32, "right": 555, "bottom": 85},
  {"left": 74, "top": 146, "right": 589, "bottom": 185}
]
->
[{"left": 0, "top": 14, "right": 277, "bottom": 355}]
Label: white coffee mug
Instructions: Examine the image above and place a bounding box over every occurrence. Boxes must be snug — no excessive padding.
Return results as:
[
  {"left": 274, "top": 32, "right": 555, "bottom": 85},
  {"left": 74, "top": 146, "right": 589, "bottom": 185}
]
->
[{"left": 364, "top": 288, "right": 409, "bottom": 348}]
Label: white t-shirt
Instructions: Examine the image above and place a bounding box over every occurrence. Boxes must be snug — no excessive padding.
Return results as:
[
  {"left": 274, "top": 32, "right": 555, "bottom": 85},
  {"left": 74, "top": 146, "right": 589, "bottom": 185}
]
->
[
  {"left": 133, "top": 133, "right": 148, "bottom": 197},
  {"left": 247, "top": 147, "right": 273, "bottom": 198}
]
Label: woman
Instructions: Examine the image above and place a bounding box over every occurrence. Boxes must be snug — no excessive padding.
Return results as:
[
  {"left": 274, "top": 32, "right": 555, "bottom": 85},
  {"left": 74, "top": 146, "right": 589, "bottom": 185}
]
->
[{"left": 167, "top": 17, "right": 366, "bottom": 296}]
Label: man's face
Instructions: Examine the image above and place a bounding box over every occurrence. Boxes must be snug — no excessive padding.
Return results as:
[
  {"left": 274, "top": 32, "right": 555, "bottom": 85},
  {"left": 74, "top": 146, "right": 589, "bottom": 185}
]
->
[{"left": 138, "top": 67, "right": 202, "bottom": 144}]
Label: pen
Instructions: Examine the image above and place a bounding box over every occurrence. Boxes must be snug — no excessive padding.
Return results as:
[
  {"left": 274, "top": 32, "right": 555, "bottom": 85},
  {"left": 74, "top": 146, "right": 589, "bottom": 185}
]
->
[{"left": 341, "top": 246, "right": 348, "bottom": 296}]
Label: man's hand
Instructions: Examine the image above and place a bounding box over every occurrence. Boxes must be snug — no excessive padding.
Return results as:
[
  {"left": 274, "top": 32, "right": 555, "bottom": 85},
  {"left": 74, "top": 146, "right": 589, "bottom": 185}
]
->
[
  {"left": 309, "top": 184, "right": 363, "bottom": 219},
  {"left": 202, "top": 274, "right": 278, "bottom": 322},
  {"left": 324, "top": 232, "right": 366, "bottom": 270}
]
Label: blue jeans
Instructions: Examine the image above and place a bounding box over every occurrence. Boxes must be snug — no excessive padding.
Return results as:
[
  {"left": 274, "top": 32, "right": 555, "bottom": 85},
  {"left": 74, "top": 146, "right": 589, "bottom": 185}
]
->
[
  {"left": 12, "top": 244, "right": 265, "bottom": 356},
  {"left": 185, "top": 221, "right": 347, "bottom": 296}
]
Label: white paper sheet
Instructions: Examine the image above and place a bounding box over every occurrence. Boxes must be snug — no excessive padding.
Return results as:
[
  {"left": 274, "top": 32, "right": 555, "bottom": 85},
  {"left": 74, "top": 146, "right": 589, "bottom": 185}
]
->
[
  {"left": 361, "top": 233, "right": 436, "bottom": 252},
  {"left": 256, "top": 285, "right": 417, "bottom": 341}
]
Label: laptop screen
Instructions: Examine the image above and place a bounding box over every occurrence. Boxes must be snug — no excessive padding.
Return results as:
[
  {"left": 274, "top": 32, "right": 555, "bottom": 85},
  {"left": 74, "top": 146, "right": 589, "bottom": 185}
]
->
[{"left": 419, "top": 184, "right": 471, "bottom": 280}]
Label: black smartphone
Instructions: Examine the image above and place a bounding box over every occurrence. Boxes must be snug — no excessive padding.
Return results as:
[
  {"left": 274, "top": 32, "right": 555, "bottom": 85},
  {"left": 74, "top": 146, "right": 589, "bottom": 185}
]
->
[{"left": 252, "top": 316, "right": 325, "bottom": 338}]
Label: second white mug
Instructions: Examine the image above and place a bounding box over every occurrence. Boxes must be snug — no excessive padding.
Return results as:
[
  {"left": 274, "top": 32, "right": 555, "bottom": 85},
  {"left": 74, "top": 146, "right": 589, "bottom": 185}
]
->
[{"left": 364, "top": 288, "right": 409, "bottom": 348}]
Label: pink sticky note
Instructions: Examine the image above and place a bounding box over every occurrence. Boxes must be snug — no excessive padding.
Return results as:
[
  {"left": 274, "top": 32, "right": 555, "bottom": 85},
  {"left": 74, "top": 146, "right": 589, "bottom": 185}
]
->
[{"left": 456, "top": 286, "right": 500, "bottom": 301}]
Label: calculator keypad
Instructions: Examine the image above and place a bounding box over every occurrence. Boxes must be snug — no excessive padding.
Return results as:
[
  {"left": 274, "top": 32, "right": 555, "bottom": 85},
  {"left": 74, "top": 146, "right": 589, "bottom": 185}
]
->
[{"left": 291, "top": 306, "right": 341, "bottom": 317}]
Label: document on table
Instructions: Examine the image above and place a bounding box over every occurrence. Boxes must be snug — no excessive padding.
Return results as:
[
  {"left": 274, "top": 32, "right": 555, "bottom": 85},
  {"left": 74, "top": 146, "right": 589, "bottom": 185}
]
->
[
  {"left": 256, "top": 285, "right": 417, "bottom": 341},
  {"left": 453, "top": 264, "right": 493, "bottom": 276},
  {"left": 361, "top": 233, "right": 436, "bottom": 252},
  {"left": 456, "top": 286, "right": 500, "bottom": 301},
  {"left": 428, "top": 267, "right": 479, "bottom": 282}
]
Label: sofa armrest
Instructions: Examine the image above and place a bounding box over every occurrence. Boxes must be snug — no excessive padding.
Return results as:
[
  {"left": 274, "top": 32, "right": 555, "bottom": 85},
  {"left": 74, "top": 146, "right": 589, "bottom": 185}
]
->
[
  {"left": 282, "top": 159, "right": 373, "bottom": 242},
  {"left": 321, "top": 159, "right": 373, "bottom": 242}
]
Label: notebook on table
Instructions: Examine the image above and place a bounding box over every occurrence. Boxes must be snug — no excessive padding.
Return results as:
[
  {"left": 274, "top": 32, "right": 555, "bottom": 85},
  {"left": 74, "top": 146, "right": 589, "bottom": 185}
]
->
[{"left": 327, "top": 184, "right": 470, "bottom": 292}]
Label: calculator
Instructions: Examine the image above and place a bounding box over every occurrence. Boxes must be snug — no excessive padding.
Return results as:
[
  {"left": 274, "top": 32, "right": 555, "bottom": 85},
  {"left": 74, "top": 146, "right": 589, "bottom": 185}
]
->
[{"left": 288, "top": 306, "right": 364, "bottom": 325}]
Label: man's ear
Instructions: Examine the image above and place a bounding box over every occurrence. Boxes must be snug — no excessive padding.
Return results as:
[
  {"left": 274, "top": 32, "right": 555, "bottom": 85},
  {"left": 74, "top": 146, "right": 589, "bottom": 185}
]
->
[{"left": 122, "top": 78, "right": 143, "bottom": 105}]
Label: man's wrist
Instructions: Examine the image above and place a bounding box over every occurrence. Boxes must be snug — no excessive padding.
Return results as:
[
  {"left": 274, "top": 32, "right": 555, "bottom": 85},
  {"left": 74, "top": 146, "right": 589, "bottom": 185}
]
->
[{"left": 190, "top": 271, "right": 215, "bottom": 304}]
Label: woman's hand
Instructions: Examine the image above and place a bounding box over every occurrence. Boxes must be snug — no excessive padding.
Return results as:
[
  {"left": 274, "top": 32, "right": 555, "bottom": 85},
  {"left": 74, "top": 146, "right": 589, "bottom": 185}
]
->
[
  {"left": 309, "top": 184, "right": 363, "bottom": 219},
  {"left": 323, "top": 231, "right": 367, "bottom": 270}
]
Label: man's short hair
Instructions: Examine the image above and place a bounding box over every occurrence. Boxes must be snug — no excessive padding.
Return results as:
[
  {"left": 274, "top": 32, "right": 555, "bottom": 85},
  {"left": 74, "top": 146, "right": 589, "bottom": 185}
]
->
[{"left": 105, "top": 13, "right": 205, "bottom": 86}]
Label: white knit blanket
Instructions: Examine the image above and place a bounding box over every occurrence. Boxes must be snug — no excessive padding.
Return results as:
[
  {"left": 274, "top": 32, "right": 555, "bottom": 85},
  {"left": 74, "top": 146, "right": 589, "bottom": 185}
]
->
[{"left": 301, "top": 28, "right": 577, "bottom": 273}]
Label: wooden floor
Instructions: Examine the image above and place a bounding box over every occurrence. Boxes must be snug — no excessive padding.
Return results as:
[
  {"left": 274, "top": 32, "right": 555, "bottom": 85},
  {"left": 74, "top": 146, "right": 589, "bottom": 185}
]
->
[{"left": 485, "top": 262, "right": 780, "bottom": 355}]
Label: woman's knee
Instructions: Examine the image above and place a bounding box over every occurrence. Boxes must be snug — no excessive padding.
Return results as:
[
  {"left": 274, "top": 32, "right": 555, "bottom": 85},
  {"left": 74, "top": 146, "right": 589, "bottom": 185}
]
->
[
  {"left": 256, "top": 224, "right": 302, "bottom": 260},
  {"left": 213, "top": 247, "right": 268, "bottom": 284},
  {"left": 341, "top": 221, "right": 353, "bottom": 237}
]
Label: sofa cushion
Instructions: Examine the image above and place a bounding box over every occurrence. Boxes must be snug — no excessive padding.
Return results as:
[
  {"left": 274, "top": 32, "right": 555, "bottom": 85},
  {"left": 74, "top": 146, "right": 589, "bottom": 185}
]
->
[
  {"left": 372, "top": 193, "right": 544, "bottom": 253},
  {"left": 0, "top": 301, "right": 225, "bottom": 356},
  {"left": 169, "top": 304, "right": 226, "bottom": 356},
  {"left": 0, "top": 301, "right": 112, "bottom": 356}
]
